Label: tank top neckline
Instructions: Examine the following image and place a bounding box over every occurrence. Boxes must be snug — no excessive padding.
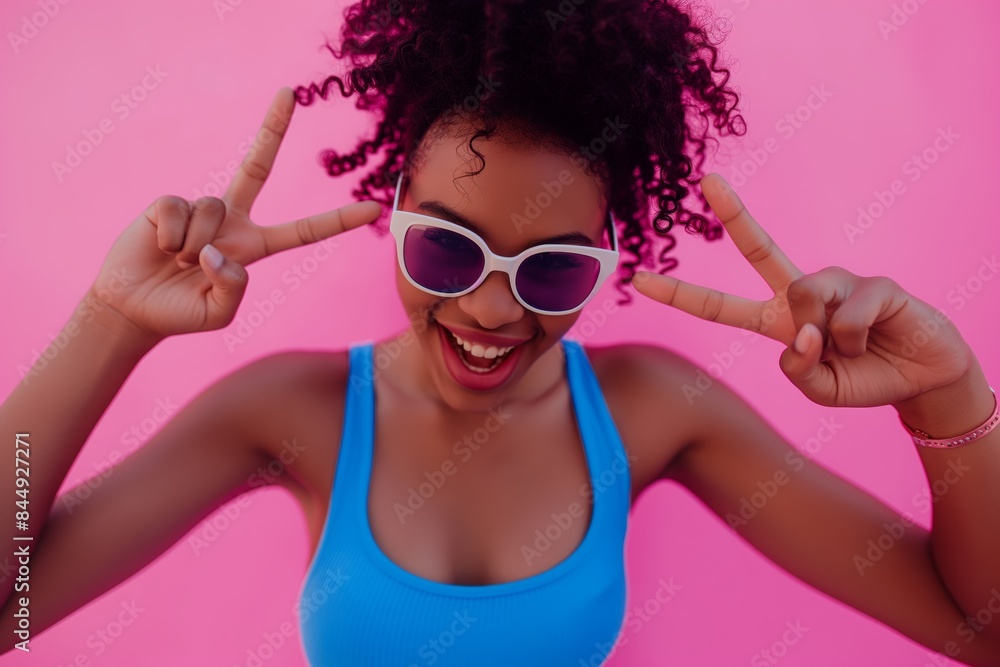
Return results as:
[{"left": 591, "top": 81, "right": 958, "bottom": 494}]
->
[{"left": 354, "top": 337, "right": 603, "bottom": 597}]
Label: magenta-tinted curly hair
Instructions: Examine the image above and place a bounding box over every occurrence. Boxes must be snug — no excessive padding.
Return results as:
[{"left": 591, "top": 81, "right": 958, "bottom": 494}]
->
[{"left": 294, "top": 0, "right": 745, "bottom": 304}]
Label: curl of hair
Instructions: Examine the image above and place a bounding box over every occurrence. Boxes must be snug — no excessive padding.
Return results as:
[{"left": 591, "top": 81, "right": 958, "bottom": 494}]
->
[{"left": 295, "top": 0, "right": 745, "bottom": 304}]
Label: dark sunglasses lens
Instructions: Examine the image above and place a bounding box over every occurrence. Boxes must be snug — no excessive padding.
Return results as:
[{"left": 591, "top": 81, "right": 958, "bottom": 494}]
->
[
  {"left": 403, "top": 225, "right": 485, "bottom": 293},
  {"left": 516, "top": 251, "right": 601, "bottom": 312}
]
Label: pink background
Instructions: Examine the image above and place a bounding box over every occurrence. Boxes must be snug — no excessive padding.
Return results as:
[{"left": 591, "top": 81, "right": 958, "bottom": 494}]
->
[{"left": 2, "top": 0, "right": 999, "bottom": 665}]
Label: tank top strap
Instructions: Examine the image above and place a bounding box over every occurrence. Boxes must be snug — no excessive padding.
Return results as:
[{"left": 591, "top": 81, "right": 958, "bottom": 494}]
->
[
  {"left": 326, "top": 341, "right": 376, "bottom": 533},
  {"left": 560, "top": 337, "right": 633, "bottom": 516}
]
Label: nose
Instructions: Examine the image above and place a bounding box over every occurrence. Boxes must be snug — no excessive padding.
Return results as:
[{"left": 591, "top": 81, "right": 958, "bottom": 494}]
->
[{"left": 456, "top": 270, "right": 526, "bottom": 328}]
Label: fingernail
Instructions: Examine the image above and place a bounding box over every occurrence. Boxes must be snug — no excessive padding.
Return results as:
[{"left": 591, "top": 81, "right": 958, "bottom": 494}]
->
[
  {"left": 354, "top": 200, "right": 383, "bottom": 216},
  {"left": 720, "top": 184, "right": 736, "bottom": 203},
  {"left": 793, "top": 326, "right": 810, "bottom": 355},
  {"left": 202, "top": 244, "right": 224, "bottom": 271},
  {"left": 177, "top": 259, "right": 195, "bottom": 269}
]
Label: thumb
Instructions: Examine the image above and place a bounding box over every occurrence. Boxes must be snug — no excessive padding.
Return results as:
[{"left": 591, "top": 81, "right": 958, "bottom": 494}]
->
[
  {"left": 778, "top": 323, "right": 835, "bottom": 404},
  {"left": 199, "top": 243, "right": 249, "bottom": 325}
]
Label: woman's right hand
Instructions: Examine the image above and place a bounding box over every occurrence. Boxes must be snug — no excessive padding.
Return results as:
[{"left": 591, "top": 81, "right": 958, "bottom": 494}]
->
[{"left": 88, "top": 87, "right": 382, "bottom": 342}]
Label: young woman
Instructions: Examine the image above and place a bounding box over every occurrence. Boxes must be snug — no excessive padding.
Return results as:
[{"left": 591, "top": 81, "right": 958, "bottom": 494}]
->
[{"left": 2, "top": 1, "right": 998, "bottom": 665}]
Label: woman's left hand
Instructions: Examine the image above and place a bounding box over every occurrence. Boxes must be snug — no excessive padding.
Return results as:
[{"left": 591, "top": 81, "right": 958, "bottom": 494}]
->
[{"left": 632, "top": 173, "right": 975, "bottom": 408}]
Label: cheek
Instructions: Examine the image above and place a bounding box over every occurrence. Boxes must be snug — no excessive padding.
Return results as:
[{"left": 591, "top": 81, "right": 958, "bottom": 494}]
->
[
  {"left": 538, "top": 313, "right": 580, "bottom": 340},
  {"left": 395, "top": 263, "right": 439, "bottom": 329}
]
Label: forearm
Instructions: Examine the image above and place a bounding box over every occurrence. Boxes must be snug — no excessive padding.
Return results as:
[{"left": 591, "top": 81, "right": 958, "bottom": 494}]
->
[
  {"left": 894, "top": 358, "right": 1000, "bottom": 654},
  {"left": 0, "top": 290, "right": 160, "bottom": 605}
]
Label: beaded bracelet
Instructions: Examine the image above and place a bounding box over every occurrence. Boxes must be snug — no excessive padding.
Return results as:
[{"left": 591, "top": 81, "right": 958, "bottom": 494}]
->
[{"left": 900, "top": 387, "right": 999, "bottom": 449}]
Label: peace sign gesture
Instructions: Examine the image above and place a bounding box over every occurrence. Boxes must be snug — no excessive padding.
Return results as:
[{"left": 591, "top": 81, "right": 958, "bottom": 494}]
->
[
  {"left": 89, "top": 88, "right": 382, "bottom": 342},
  {"left": 632, "top": 174, "right": 974, "bottom": 408}
]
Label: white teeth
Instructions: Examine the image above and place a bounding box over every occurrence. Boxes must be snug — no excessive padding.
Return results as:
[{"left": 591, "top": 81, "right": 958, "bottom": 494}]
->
[{"left": 451, "top": 333, "right": 514, "bottom": 358}]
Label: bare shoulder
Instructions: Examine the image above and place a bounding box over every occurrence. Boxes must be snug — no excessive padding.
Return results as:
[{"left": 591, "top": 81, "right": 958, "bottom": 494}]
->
[
  {"left": 220, "top": 348, "right": 352, "bottom": 501},
  {"left": 233, "top": 348, "right": 351, "bottom": 400},
  {"left": 581, "top": 341, "right": 710, "bottom": 500}
]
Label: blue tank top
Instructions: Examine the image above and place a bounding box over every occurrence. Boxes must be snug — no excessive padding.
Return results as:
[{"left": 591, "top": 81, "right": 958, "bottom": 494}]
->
[{"left": 297, "top": 338, "right": 631, "bottom": 666}]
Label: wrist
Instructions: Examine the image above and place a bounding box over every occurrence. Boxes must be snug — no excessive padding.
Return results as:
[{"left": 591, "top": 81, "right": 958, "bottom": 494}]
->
[
  {"left": 893, "top": 359, "right": 994, "bottom": 438},
  {"left": 76, "top": 288, "right": 164, "bottom": 354}
]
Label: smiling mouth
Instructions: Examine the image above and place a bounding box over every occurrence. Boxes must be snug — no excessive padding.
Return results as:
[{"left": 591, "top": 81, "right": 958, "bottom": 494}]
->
[{"left": 440, "top": 326, "right": 526, "bottom": 373}]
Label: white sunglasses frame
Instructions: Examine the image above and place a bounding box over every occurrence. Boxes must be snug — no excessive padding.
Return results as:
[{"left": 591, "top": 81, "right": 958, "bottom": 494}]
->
[{"left": 388, "top": 170, "right": 620, "bottom": 316}]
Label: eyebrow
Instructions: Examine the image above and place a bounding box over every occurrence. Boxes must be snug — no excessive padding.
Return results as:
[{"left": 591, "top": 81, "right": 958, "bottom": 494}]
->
[{"left": 416, "top": 200, "right": 596, "bottom": 247}]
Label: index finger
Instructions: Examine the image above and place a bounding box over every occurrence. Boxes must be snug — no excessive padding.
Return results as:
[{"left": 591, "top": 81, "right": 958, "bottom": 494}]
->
[
  {"left": 633, "top": 272, "right": 760, "bottom": 328},
  {"left": 701, "top": 173, "right": 804, "bottom": 292},
  {"left": 224, "top": 88, "right": 295, "bottom": 214},
  {"left": 258, "top": 200, "right": 383, "bottom": 259}
]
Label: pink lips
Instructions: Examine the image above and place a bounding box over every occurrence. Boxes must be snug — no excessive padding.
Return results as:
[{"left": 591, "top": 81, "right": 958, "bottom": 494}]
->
[
  {"left": 437, "top": 323, "right": 533, "bottom": 348},
  {"left": 435, "top": 322, "right": 529, "bottom": 392}
]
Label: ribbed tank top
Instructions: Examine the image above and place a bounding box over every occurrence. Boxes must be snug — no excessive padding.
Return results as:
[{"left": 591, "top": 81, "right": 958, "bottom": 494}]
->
[{"left": 297, "top": 338, "right": 631, "bottom": 666}]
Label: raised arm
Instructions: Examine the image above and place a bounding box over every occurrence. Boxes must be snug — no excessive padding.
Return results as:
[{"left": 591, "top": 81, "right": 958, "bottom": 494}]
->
[
  {"left": 0, "top": 293, "right": 160, "bottom": 608},
  {"left": 0, "top": 346, "right": 303, "bottom": 649},
  {"left": 633, "top": 173, "right": 1000, "bottom": 665},
  {"left": 0, "top": 87, "right": 380, "bottom": 650}
]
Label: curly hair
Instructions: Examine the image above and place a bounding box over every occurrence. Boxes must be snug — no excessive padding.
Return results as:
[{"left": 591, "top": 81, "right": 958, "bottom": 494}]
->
[{"left": 294, "top": 0, "right": 745, "bottom": 304}]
